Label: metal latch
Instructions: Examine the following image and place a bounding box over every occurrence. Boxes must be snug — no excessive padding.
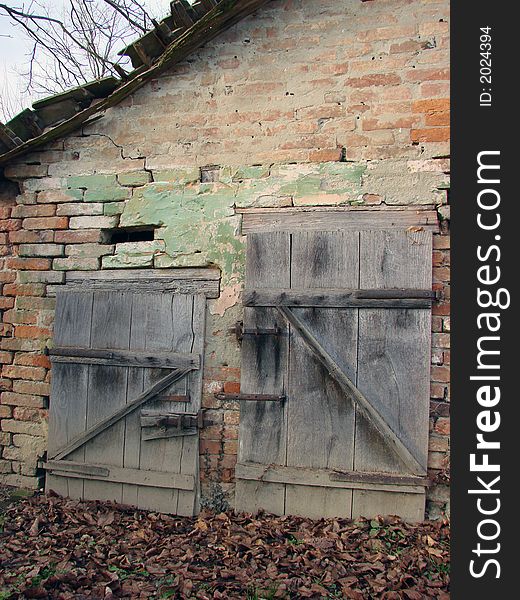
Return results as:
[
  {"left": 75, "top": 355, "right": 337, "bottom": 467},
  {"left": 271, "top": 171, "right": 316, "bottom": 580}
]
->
[
  {"left": 230, "top": 321, "right": 284, "bottom": 344},
  {"left": 140, "top": 411, "right": 203, "bottom": 441}
]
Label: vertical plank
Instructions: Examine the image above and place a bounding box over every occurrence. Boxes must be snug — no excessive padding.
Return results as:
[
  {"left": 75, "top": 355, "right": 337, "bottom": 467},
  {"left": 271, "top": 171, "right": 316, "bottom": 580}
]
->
[
  {"left": 134, "top": 294, "right": 197, "bottom": 515},
  {"left": 236, "top": 232, "right": 291, "bottom": 515},
  {"left": 285, "top": 231, "right": 359, "bottom": 518},
  {"left": 83, "top": 291, "right": 133, "bottom": 503},
  {"left": 47, "top": 291, "right": 94, "bottom": 499},
  {"left": 353, "top": 230, "right": 432, "bottom": 518},
  {"left": 177, "top": 294, "right": 205, "bottom": 516}
]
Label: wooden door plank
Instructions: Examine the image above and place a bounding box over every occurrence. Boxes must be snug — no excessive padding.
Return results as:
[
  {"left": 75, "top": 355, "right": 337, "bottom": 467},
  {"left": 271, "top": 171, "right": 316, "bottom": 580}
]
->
[
  {"left": 48, "top": 347, "right": 200, "bottom": 369},
  {"left": 50, "top": 367, "right": 191, "bottom": 461},
  {"left": 353, "top": 230, "right": 432, "bottom": 518},
  {"left": 45, "top": 461, "right": 195, "bottom": 491},
  {"left": 278, "top": 306, "right": 425, "bottom": 476},
  {"left": 180, "top": 294, "right": 206, "bottom": 515},
  {"left": 285, "top": 231, "right": 359, "bottom": 518},
  {"left": 236, "top": 462, "right": 426, "bottom": 494},
  {"left": 46, "top": 291, "right": 94, "bottom": 499},
  {"left": 243, "top": 288, "right": 434, "bottom": 308},
  {"left": 240, "top": 208, "right": 439, "bottom": 234},
  {"left": 352, "top": 490, "right": 426, "bottom": 522},
  {"left": 134, "top": 294, "right": 198, "bottom": 515},
  {"left": 235, "top": 231, "right": 291, "bottom": 516},
  {"left": 83, "top": 291, "right": 134, "bottom": 503}
]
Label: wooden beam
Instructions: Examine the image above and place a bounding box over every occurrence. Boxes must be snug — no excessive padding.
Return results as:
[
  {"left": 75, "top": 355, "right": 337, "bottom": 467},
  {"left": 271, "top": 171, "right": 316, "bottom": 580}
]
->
[
  {"left": 50, "top": 367, "right": 193, "bottom": 461},
  {"left": 235, "top": 462, "right": 426, "bottom": 494},
  {"left": 47, "top": 268, "right": 221, "bottom": 298},
  {"left": 239, "top": 208, "right": 440, "bottom": 234},
  {"left": 244, "top": 288, "right": 435, "bottom": 308},
  {"left": 47, "top": 346, "right": 200, "bottom": 370},
  {"left": 44, "top": 460, "right": 195, "bottom": 491},
  {"left": 277, "top": 306, "right": 426, "bottom": 475}
]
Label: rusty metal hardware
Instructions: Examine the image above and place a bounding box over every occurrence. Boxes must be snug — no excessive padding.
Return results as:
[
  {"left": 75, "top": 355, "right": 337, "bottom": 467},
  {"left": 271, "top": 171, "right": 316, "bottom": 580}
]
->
[
  {"left": 214, "top": 393, "right": 286, "bottom": 402},
  {"left": 230, "top": 321, "right": 284, "bottom": 343}
]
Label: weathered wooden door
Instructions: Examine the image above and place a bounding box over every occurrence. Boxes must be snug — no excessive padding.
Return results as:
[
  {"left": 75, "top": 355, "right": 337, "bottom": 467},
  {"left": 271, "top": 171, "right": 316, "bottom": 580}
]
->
[
  {"left": 236, "top": 227, "right": 434, "bottom": 521},
  {"left": 45, "top": 270, "right": 216, "bottom": 516}
]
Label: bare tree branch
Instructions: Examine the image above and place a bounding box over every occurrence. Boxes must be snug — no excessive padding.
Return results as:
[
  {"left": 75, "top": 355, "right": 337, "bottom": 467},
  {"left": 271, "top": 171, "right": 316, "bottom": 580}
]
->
[{"left": 0, "top": 0, "right": 164, "bottom": 102}]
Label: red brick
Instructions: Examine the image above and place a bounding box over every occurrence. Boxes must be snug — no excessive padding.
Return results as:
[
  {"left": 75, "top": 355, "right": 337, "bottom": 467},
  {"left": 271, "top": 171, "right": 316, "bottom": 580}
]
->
[
  {"left": 0, "top": 272, "right": 16, "bottom": 284},
  {"left": 346, "top": 73, "right": 401, "bottom": 88},
  {"left": 0, "top": 297, "right": 15, "bottom": 310},
  {"left": 430, "top": 384, "right": 447, "bottom": 400},
  {"left": 13, "top": 406, "right": 45, "bottom": 422},
  {"left": 223, "top": 381, "right": 240, "bottom": 394},
  {"left": 12, "top": 380, "right": 50, "bottom": 396},
  {"left": 434, "top": 417, "right": 450, "bottom": 435},
  {"left": 411, "top": 127, "right": 450, "bottom": 143},
  {"left": 9, "top": 230, "right": 54, "bottom": 244},
  {"left": 14, "top": 325, "right": 52, "bottom": 340},
  {"left": 412, "top": 98, "right": 450, "bottom": 114},
  {"left": 3, "top": 310, "right": 38, "bottom": 325},
  {"left": 0, "top": 219, "right": 22, "bottom": 232},
  {"left": 0, "top": 405, "right": 12, "bottom": 418},
  {"left": 3, "top": 284, "right": 46, "bottom": 297},
  {"left": 14, "top": 353, "right": 51, "bottom": 369},
  {"left": 0, "top": 392, "right": 47, "bottom": 408},
  {"left": 0, "top": 351, "right": 13, "bottom": 365},
  {"left": 309, "top": 148, "right": 343, "bottom": 162},
  {"left": 407, "top": 68, "right": 450, "bottom": 82},
  {"left": 22, "top": 217, "right": 69, "bottom": 230},
  {"left": 5, "top": 258, "right": 51, "bottom": 271},
  {"left": 434, "top": 235, "right": 451, "bottom": 250},
  {"left": 431, "top": 365, "right": 450, "bottom": 383},
  {"left": 11, "top": 204, "right": 56, "bottom": 218},
  {"left": 2, "top": 365, "right": 47, "bottom": 381},
  {"left": 54, "top": 229, "right": 102, "bottom": 244}
]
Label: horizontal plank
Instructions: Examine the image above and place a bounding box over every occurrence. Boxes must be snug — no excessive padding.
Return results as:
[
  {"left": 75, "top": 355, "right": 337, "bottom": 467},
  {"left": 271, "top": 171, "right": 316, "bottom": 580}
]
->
[
  {"left": 44, "top": 460, "right": 194, "bottom": 491},
  {"left": 235, "top": 462, "right": 426, "bottom": 494},
  {"left": 47, "top": 346, "right": 200, "bottom": 369},
  {"left": 240, "top": 208, "right": 439, "bottom": 234},
  {"left": 214, "top": 393, "right": 286, "bottom": 402},
  {"left": 47, "top": 268, "right": 220, "bottom": 298},
  {"left": 66, "top": 268, "right": 221, "bottom": 282},
  {"left": 244, "top": 288, "right": 435, "bottom": 308}
]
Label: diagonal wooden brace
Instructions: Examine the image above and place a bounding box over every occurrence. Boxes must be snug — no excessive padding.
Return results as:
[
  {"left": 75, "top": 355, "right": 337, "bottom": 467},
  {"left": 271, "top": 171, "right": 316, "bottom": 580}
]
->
[
  {"left": 277, "top": 306, "right": 426, "bottom": 475},
  {"left": 50, "top": 367, "right": 194, "bottom": 461}
]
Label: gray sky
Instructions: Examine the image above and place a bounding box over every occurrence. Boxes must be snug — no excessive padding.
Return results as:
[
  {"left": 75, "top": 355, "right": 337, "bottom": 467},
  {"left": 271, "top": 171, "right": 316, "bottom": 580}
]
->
[{"left": 0, "top": 0, "right": 173, "bottom": 119}]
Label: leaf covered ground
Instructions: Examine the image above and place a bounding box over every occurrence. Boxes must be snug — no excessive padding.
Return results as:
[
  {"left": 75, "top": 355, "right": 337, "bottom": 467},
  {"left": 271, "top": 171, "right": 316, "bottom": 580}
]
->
[{"left": 0, "top": 490, "right": 449, "bottom": 599}]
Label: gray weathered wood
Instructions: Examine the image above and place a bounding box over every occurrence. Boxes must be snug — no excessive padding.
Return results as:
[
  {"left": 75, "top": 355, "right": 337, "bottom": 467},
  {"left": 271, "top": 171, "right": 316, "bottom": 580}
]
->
[
  {"left": 353, "top": 230, "right": 432, "bottom": 515},
  {"left": 236, "top": 463, "right": 425, "bottom": 494},
  {"left": 46, "top": 291, "right": 94, "bottom": 499},
  {"left": 284, "top": 231, "right": 360, "bottom": 518},
  {"left": 235, "top": 231, "right": 291, "bottom": 515},
  {"left": 243, "top": 289, "right": 433, "bottom": 308},
  {"left": 48, "top": 347, "right": 200, "bottom": 369},
  {"left": 50, "top": 367, "right": 192, "bottom": 461},
  {"left": 278, "top": 305, "right": 426, "bottom": 476},
  {"left": 239, "top": 208, "right": 439, "bottom": 234},
  {"left": 45, "top": 461, "right": 194, "bottom": 491},
  {"left": 47, "top": 269, "right": 220, "bottom": 298}
]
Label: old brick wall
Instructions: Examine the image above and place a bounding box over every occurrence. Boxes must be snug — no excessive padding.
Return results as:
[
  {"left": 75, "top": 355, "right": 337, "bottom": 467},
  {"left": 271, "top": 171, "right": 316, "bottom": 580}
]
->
[{"left": 0, "top": 0, "right": 450, "bottom": 517}]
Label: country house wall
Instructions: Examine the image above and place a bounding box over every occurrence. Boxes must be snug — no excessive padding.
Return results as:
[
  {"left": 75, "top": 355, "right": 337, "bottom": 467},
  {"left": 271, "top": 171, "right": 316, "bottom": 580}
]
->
[{"left": 0, "top": 0, "right": 450, "bottom": 518}]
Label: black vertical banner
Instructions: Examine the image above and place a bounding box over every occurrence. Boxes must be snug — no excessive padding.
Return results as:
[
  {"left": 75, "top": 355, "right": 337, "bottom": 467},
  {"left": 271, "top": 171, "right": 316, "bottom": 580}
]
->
[{"left": 452, "top": 1, "right": 515, "bottom": 597}]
